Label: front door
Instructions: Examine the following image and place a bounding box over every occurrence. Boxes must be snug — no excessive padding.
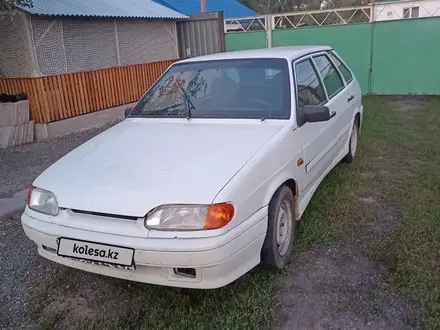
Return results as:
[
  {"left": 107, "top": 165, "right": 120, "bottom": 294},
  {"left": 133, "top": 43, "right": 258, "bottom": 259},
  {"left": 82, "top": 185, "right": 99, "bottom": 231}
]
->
[{"left": 294, "top": 52, "right": 349, "bottom": 198}]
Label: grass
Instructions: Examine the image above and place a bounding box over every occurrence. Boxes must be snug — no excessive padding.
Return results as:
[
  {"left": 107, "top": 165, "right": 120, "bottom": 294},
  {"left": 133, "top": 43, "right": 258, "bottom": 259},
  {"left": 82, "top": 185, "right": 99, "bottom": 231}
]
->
[
  {"left": 36, "top": 96, "right": 440, "bottom": 329},
  {"left": 363, "top": 96, "right": 440, "bottom": 329}
]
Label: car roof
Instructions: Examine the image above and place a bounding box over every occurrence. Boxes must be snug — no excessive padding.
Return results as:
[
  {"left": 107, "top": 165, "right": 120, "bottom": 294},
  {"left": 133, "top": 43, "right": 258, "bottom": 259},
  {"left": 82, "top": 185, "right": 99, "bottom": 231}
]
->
[{"left": 177, "top": 46, "right": 332, "bottom": 64}]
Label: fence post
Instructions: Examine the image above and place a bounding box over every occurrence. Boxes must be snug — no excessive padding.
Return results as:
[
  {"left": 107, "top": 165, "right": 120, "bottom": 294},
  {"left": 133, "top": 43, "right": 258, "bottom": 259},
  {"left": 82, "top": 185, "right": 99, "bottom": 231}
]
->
[{"left": 266, "top": 14, "right": 273, "bottom": 48}]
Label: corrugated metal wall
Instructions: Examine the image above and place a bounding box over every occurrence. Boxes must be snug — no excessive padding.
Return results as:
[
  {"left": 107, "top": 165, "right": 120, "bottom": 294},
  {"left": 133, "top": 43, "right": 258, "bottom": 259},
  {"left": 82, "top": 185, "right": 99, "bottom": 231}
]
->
[{"left": 177, "top": 12, "right": 226, "bottom": 58}]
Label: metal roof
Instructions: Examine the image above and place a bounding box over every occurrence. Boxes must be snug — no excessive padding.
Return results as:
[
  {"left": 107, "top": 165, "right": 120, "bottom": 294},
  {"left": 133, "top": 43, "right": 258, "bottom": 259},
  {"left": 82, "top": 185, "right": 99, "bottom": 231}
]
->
[
  {"left": 19, "top": 0, "right": 188, "bottom": 19},
  {"left": 153, "top": 0, "right": 257, "bottom": 19}
]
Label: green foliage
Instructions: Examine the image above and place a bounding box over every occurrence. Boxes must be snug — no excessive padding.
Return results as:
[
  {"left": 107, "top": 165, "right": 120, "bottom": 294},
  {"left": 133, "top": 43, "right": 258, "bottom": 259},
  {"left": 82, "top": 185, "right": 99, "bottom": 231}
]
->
[{"left": 0, "top": 0, "right": 32, "bottom": 12}]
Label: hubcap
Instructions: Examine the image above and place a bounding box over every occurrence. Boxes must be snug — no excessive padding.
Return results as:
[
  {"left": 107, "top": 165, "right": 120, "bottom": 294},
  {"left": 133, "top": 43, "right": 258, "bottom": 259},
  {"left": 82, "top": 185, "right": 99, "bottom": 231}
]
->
[
  {"left": 276, "top": 200, "right": 293, "bottom": 256},
  {"left": 350, "top": 125, "right": 358, "bottom": 156}
]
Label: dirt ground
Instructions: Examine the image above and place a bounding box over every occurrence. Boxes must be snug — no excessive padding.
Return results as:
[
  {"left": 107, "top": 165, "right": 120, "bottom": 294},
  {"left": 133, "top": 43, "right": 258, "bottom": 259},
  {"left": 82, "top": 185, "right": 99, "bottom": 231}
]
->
[{"left": 1, "top": 96, "right": 438, "bottom": 330}]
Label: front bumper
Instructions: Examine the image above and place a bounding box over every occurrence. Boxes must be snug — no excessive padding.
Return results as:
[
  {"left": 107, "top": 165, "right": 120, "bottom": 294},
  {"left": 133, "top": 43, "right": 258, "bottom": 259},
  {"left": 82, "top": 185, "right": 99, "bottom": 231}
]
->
[{"left": 21, "top": 208, "right": 267, "bottom": 289}]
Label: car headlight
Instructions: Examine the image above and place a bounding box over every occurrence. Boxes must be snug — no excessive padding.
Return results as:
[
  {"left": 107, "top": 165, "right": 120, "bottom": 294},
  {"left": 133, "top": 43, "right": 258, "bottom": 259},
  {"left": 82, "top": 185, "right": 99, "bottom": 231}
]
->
[
  {"left": 27, "top": 186, "right": 59, "bottom": 216},
  {"left": 145, "top": 203, "right": 234, "bottom": 231}
]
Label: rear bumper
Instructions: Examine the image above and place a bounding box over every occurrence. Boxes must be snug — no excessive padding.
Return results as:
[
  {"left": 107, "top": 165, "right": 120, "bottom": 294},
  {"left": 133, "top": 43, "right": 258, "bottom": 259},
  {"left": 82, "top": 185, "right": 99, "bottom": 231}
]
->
[{"left": 21, "top": 208, "right": 267, "bottom": 289}]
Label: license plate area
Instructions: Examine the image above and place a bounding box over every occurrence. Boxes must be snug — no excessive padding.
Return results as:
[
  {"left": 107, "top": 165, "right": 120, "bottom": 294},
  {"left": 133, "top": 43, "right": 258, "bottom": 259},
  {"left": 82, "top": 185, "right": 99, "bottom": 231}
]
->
[{"left": 57, "top": 237, "right": 135, "bottom": 270}]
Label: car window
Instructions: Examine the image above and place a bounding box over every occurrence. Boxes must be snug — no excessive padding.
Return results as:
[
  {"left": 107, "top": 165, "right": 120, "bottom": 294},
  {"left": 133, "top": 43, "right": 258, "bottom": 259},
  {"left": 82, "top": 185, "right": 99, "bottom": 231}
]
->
[
  {"left": 313, "top": 54, "right": 345, "bottom": 98},
  {"left": 130, "top": 58, "right": 291, "bottom": 119},
  {"left": 328, "top": 52, "right": 353, "bottom": 83},
  {"left": 295, "top": 59, "right": 326, "bottom": 108},
  {"left": 226, "top": 68, "right": 240, "bottom": 83}
]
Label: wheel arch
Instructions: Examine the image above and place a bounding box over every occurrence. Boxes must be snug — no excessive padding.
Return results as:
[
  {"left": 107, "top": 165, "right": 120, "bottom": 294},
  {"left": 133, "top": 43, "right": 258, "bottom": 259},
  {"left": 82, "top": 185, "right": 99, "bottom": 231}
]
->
[{"left": 265, "top": 176, "right": 301, "bottom": 221}]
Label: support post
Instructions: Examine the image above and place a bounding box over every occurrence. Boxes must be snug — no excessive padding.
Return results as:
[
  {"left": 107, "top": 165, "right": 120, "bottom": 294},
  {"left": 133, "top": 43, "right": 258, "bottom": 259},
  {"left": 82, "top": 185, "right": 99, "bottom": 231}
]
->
[{"left": 266, "top": 14, "right": 273, "bottom": 48}]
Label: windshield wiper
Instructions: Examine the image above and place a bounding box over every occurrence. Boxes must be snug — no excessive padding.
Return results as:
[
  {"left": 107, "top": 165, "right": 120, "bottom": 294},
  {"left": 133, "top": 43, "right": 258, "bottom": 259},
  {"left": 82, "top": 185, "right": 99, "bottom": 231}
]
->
[{"left": 175, "top": 80, "right": 195, "bottom": 119}]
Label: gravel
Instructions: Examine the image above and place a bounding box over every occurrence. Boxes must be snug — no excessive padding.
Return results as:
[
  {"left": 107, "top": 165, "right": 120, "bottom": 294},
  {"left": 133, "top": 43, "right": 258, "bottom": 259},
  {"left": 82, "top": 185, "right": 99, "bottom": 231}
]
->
[
  {"left": 0, "top": 122, "right": 118, "bottom": 199},
  {"left": 0, "top": 124, "right": 119, "bottom": 329},
  {"left": 277, "top": 245, "right": 416, "bottom": 330}
]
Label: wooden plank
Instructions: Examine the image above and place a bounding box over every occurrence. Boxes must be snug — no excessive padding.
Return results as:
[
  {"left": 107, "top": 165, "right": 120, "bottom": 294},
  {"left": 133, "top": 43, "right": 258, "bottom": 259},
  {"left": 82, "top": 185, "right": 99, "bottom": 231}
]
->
[
  {"left": 116, "top": 67, "right": 124, "bottom": 105},
  {"left": 50, "top": 76, "right": 61, "bottom": 121},
  {"left": 126, "top": 66, "right": 133, "bottom": 103},
  {"left": 36, "top": 78, "right": 50, "bottom": 123},
  {"left": 100, "top": 69, "right": 108, "bottom": 110},
  {"left": 42, "top": 77, "right": 54, "bottom": 122},
  {"left": 95, "top": 70, "right": 104, "bottom": 110},
  {"left": 28, "top": 78, "right": 42, "bottom": 123},
  {"left": 110, "top": 68, "right": 119, "bottom": 107},
  {"left": 97, "top": 69, "right": 106, "bottom": 109},
  {"left": 102, "top": 69, "right": 111, "bottom": 109},
  {"left": 134, "top": 65, "right": 142, "bottom": 99},
  {"left": 59, "top": 75, "right": 71, "bottom": 119},
  {"left": 85, "top": 71, "right": 95, "bottom": 111},
  {"left": 68, "top": 74, "right": 77, "bottom": 116},
  {"left": 141, "top": 64, "right": 148, "bottom": 92},
  {"left": 118, "top": 67, "right": 125, "bottom": 104},
  {"left": 76, "top": 73, "right": 87, "bottom": 114},
  {"left": 80, "top": 72, "right": 91, "bottom": 113},
  {"left": 66, "top": 74, "right": 80, "bottom": 116},
  {"left": 10, "top": 79, "right": 18, "bottom": 94},
  {"left": 56, "top": 76, "right": 65, "bottom": 120},
  {"left": 127, "top": 66, "right": 135, "bottom": 102}
]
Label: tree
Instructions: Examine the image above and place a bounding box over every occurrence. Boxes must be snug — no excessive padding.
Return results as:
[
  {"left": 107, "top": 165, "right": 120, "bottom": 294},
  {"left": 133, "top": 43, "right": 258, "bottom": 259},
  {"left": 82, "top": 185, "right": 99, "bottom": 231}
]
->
[
  {"left": 239, "top": 0, "right": 366, "bottom": 14},
  {"left": 0, "top": 0, "right": 32, "bottom": 12}
]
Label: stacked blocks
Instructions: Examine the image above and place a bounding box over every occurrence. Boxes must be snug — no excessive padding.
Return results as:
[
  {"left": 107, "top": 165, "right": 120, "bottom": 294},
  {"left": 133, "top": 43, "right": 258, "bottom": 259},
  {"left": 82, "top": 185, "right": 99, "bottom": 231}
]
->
[{"left": 0, "top": 100, "right": 34, "bottom": 149}]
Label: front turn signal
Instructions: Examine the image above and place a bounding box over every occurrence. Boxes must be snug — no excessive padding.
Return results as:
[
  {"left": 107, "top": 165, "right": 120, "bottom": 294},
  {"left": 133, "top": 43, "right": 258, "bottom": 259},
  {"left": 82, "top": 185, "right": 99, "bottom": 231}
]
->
[{"left": 204, "top": 203, "right": 235, "bottom": 230}]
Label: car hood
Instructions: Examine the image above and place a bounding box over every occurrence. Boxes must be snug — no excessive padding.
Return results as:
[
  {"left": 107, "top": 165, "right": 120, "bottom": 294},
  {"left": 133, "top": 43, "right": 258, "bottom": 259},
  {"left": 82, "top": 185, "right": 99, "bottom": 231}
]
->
[{"left": 34, "top": 119, "right": 282, "bottom": 217}]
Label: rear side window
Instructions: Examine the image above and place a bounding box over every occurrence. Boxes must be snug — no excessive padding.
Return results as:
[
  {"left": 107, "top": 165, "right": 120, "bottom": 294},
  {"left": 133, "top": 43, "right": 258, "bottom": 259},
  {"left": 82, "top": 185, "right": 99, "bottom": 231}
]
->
[
  {"left": 313, "top": 55, "right": 344, "bottom": 98},
  {"left": 295, "top": 59, "right": 326, "bottom": 107},
  {"left": 328, "top": 52, "right": 353, "bottom": 83}
]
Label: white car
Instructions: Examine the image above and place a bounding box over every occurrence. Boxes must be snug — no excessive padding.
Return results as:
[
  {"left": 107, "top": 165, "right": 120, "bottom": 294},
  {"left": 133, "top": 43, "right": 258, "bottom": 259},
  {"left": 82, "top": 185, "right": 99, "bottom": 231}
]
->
[{"left": 21, "top": 46, "right": 362, "bottom": 289}]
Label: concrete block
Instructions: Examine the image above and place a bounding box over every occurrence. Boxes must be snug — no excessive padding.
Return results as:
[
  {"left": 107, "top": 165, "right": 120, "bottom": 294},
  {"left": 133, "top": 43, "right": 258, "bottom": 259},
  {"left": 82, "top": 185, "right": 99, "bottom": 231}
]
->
[
  {"left": 35, "top": 123, "right": 49, "bottom": 141},
  {"left": 0, "top": 100, "right": 30, "bottom": 126},
  {"left": 34, "top": 102, "right": 135, "bottom": 141},
  {"left": 0, "top": 121, "right": 34, "bottom": 149},
  {"left": 0, "top": 126, "right": 13, "bottom": 149},
  {"left": 26, "top": 120, "right": 35, "bottom": 144}
]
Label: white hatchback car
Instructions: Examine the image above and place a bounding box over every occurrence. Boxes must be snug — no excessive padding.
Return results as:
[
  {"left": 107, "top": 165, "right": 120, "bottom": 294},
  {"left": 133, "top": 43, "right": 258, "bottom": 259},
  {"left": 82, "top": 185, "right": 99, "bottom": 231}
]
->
[{"left": 21, "top": 46, "right": 362, "bottom": 289}]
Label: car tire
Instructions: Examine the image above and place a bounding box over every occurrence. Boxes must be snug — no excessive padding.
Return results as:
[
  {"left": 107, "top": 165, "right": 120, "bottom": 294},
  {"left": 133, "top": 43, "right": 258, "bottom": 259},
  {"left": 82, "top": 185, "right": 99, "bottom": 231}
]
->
[
  {"left": 260, "top": 185, "right": 296, "bottom": 269},
  {"left": 343, "top": 119, "right": 359, "bottom": 163}
]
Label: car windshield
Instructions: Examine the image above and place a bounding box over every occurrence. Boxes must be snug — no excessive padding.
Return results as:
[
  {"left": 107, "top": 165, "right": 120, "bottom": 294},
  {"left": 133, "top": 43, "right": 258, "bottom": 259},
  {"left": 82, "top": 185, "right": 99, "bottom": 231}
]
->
[{"left": 129, "top": 58, "right": 291, "bottom": 119}]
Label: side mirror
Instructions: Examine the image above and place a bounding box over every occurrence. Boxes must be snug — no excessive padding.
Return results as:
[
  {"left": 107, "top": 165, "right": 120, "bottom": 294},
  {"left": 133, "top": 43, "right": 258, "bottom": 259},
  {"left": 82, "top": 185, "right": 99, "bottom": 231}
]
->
[
  {"left": 124, "top": 107, "right": 132, "bottom": 118},
  {"left": 303, "top": 105, "right": 336, "bottom": 123}
]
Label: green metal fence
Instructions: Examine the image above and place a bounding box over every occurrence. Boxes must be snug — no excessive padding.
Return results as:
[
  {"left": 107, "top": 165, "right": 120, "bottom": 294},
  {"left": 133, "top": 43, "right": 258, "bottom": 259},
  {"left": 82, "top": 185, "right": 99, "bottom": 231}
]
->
[{"left": 226, "top": 17, "right": 440, "bottom": 95}]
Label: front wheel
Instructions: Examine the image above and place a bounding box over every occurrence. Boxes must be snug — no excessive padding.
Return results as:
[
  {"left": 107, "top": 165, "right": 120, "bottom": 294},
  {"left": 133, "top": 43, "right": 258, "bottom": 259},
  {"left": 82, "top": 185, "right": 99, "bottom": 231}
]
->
[
  {"left": 343, "top": 120, "right": 359, "bottom": 163},
  {"left": 260, "top": 186, "right": 296, "bottom": 269}
]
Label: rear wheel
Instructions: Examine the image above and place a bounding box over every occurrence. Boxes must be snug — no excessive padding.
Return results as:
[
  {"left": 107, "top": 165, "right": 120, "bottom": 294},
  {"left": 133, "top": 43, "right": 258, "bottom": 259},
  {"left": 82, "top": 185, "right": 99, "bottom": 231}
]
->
[
  {"left": 260, "top": 186, "right": 296, "bottom": 269},
  {"left": 343, "top": 119, "right": 359, "bottom": 163}
]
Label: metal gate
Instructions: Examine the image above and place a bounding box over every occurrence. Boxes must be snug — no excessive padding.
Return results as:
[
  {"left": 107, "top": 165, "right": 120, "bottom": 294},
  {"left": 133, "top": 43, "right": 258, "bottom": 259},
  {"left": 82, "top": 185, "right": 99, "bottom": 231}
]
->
[{"left": 177, "top": 11, "right": 226, "bottom": 58}]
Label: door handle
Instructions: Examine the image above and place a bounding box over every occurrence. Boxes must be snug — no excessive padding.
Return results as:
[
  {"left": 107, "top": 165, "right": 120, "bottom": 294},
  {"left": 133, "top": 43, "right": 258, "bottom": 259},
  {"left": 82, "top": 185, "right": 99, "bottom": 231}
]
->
[
  {"left": 330, "top": 111, "right": 336, "bottom": 119},
  {"left": 347, "top": 94, "right": 355, "bottom": 102}
]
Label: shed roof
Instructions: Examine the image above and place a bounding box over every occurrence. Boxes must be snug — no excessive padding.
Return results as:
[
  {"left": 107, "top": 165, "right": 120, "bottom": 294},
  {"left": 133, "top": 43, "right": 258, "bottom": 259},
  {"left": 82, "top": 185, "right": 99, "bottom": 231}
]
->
[
  {"left": 19, "top": 0, "right": 188, "bottom": 19},
  {"left": 154, "top": 0, "right": 257, "bottom": 18}
]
